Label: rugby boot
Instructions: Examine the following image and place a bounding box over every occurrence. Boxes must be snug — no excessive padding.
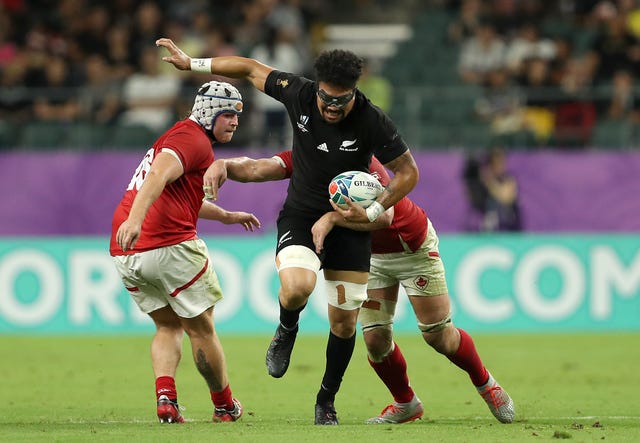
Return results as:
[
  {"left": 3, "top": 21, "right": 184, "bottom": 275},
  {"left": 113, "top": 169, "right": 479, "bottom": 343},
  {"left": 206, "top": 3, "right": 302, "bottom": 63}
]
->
[
  {"left": 314, "top": 401, "right": 338, "bottom": 425},
  {"left": 266, "top": 324, "right": 298, "bottom": 378},
  {"left": 157, "top": 395, "right": 184, "bottom": 424},
  {"left": 477, "top": 372, "right": 515, "bottom": 423},
  {"left": 212, "top": 398, "right": 243, "bottom": 422},
  {"left": 366, "top": 395, "right": 424, "bottom": 424}
]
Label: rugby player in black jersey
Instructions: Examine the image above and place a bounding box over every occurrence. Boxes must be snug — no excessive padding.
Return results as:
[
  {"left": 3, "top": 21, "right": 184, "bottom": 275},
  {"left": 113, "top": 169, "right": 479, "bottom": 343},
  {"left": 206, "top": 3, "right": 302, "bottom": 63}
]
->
[{"left": 157, "top": 37, "right": 420, "bottom": 425}]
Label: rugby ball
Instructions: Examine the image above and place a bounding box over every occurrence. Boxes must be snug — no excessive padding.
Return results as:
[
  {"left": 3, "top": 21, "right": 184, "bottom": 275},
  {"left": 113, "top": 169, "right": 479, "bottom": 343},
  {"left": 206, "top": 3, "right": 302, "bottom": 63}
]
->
[{"left": 328, "top": 170, "right": 384, "bottom": 209}]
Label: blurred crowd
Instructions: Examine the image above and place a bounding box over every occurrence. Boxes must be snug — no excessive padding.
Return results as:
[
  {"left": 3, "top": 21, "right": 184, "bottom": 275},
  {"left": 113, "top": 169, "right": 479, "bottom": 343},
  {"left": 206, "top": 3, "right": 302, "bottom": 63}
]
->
[
  {"left": 450, "top": 0, "right": 640, "bottom": 147},
  {"left": 1, "top": 0, "right": 640, "bottom": 150},
  {"left": 0, "top": 0, "right": 325, "bottom": 147}
]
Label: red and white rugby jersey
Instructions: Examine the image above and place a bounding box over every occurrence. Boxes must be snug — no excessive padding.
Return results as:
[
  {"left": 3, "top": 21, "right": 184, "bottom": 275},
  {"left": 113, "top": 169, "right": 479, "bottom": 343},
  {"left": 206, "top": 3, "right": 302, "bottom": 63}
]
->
[
  {"left": 275, "top": 151, "right": 428, "bottom": 254},
  {"left": 110, "top": 119, "right": 214, "bottom": 256}
]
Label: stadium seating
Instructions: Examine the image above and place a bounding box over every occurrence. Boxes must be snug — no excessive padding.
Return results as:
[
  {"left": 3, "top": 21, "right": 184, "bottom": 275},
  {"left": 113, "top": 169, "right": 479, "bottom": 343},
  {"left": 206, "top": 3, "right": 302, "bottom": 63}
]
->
[
  {"left": 105, "top": 124, "right": 159, "bottom": 149},
  {"left": 590, "top": 119, "right": 634, "bottom": 149},
  {"left": 0, "top": 120, "right": 18, "bottom": 149},
  {"left": 18, "top": 122, "right": 69, "bottom": 150},
  {"left": 64, "top": 122, "right": 110, "bottom": 150}
]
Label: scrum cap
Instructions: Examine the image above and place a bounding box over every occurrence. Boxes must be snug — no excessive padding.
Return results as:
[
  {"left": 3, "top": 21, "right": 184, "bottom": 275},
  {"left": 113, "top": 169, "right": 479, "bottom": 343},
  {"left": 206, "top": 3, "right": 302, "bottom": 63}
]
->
[{"left": 191, "top": 81, "right": 243, "bottom": 131}]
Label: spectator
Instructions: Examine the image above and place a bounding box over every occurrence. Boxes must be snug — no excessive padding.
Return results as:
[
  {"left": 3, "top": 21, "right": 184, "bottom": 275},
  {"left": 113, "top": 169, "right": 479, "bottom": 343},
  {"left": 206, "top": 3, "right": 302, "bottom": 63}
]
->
[
  {"left": 119, "top": 45, "right": 181, "bottom": 132},
  {"left": 474, "top": 68, "right": 526, "bottom": 141},
  {"left": 130, "top": 1, "right": 166, "bottom": 61},
  {"left": 82, "top": 54, "right": 122, "bottom": 125},
  {"left": 248, "top": 24, "right": 303, "bottom": 148},
  {"left": 518, "top": 57, "right": 557, "bottom": 145},
  {"left": 504, "top": 23, "right": 556, "bottom": 77},
  {"left": 463, "top": 147, "right": 522, "bottom": 232},
  {"left": 448, "top": 0, "right": 485, "bottom": 44},
  {"left": 586, "top": 14, "right": 640, "bottom": 86},
  {"left": 357, "top": 58, "right": 392, "bottom": 113},
  {"left": 458, "top": 22, "right": 506, "bottom": 85},
  {"left": 605, "top": 69, "right": 640, "bottom": 121},
  {"left": 75, "top": 5, "right": 111, "bottom": 59},
  {"left": 105, "top": 24, "right": 136, "bottom": 81},
  {"left": 31, "top": 55, "right": 81, "bottom": 123},
  {"left": 480, "top": 147, "right": 522, "bottom": 231},
  {"left": 0, "top": 11, "right": 18, "bottom": 68}
]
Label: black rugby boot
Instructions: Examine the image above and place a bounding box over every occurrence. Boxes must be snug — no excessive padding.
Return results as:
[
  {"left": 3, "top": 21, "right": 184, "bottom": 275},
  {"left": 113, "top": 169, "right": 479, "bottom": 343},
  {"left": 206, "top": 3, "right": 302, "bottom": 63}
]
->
[
  {"left": 265, "top": 324, "right": 298, "bottom": 378},
  {"left": 314, "top": 401, "right": 338, "bottom": 425}
]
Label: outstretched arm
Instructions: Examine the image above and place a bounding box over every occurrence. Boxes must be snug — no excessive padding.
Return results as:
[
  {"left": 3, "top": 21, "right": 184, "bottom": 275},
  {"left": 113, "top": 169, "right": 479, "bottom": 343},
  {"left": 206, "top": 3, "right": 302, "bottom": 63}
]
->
[
  {"left": 156, "top": 38, "right": 274, "bottom": 92},
  {"left": 203, "top": 156, "right": 288, "bottom": 200},
  {"left": 225, "top": 156, "right": 288, "bottom": 182},
  {"left": 199, "top": 201, "right": 261, "bottom": 232}
]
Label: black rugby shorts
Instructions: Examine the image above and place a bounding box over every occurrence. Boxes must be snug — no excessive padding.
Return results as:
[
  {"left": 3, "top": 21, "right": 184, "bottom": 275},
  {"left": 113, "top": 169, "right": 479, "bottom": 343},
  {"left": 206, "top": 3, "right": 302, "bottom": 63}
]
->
[{"left": 276, "top": 209, "right": 371, "bottom": 272}]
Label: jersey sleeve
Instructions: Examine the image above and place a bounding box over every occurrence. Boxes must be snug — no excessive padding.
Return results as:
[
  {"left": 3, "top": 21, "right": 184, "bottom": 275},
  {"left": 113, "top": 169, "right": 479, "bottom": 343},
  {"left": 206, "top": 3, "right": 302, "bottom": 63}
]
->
[
  {"left": 369, "top": 156, "right": 390, "bottom": 187},
  {"left": 162, "top": 127, "right": 212, "bottom": 172},
  {"left": 370, "top": 111, "right": 410, "bottom": 165},
  {"left": 264, "top": 70, "right": 313, "bottom": 105},
  {"left": 274, "top": 150, "right": 293, "bottom": 178}
]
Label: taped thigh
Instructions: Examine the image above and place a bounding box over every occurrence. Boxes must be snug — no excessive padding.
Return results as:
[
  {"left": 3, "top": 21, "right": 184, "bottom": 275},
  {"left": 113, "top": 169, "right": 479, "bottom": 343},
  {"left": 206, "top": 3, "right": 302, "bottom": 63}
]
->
[
  {"left": 324, "top": 280, "right": 367, "bottom": 311},
  {"left": 276, "top": 245, "right": 321, "bottom": 272},
  {"left": 358, "top": 298, "right": 397, "bottom": 332},
  {"left": 418, "top": 313, "right": 453, "bottom": 333}
]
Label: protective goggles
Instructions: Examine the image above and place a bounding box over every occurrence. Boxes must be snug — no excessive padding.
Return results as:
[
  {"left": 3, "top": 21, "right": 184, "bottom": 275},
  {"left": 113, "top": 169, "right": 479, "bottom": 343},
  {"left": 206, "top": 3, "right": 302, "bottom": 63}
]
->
[{"left": 317, "top": 88, "right": 356, "bottom": 108}]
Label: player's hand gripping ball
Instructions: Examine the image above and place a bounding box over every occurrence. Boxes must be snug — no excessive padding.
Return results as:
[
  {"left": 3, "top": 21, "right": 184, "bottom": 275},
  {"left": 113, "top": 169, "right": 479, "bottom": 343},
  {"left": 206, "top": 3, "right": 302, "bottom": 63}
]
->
[{"left": 328, "top": 170, "right": 384, "bottom": 209}]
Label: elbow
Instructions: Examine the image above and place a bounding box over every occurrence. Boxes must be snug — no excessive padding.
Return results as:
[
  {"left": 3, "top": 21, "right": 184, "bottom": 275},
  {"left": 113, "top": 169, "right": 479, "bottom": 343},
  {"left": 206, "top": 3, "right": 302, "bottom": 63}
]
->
[
  {"left": 378, "top": 207, "right": 394, "bottom": 227},
  {"left": 379, "top": 213, "right": 393, "bottom": 228},
  {"left": 406, "top": 164, "right": 419, "bottom": 192}
]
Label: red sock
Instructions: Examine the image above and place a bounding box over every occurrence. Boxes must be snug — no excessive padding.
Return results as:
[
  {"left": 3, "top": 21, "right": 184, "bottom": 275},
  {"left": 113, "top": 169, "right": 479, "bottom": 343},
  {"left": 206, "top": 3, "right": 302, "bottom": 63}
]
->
[
  {"left": 211, "top": 384, "right": 234, "bottom": 410},
  {"left": 368, "top": 342, "right": 415, "bottom": 404},
  {"left": 446, "top": 328, "right": 489, "bottom": 386},
  {"left": 155, "top": 376, "right": 177, "bottom": 402}
]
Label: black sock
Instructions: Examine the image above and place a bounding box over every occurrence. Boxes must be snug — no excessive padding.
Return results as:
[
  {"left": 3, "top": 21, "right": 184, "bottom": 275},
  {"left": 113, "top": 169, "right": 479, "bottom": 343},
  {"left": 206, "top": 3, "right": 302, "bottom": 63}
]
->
[
  {"left": 316, "top": 331, "right": 356, "bottom": 404},
  {"left": 279, "top": 301, "right": 306, "bottom": 330}
]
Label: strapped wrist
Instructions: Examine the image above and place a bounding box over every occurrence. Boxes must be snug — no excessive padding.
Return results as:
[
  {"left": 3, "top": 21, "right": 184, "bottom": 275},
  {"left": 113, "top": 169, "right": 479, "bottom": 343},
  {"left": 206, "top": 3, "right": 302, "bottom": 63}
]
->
[
  {"left": 366, "top": 201, "right": 385, "bottom": 222},
  {"left": 190, "top": 58, "right": 212, "bottom": 73}
]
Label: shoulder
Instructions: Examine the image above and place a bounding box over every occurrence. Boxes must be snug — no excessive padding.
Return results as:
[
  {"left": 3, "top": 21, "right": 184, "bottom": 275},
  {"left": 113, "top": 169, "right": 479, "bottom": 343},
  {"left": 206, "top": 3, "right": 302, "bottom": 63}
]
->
[
  {"left": 162, "top": 120, "right": 212, "bottom": 168},
  {"left": 354, "top": 93, "right": 397, "bottom": 131},
  {"left": 266, "top": 70, "right": 315, "bottom": 99}
]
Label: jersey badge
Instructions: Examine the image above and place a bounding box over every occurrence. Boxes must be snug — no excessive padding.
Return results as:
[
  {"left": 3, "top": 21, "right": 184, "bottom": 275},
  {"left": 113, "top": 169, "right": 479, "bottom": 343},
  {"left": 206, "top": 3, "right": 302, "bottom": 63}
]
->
[
  {"left": 339, "top": 139, "right": 358, "bottom": 151},
  {"left": 316, "top": 143, "right": 329, "bottom": 152}
]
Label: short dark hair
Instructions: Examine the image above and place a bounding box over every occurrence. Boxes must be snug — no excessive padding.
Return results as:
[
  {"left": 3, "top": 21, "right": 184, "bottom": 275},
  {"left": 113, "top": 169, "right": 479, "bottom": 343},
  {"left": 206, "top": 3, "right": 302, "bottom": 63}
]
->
[{"left": 314, "top": 49, "right": 363, "bottom": 89}]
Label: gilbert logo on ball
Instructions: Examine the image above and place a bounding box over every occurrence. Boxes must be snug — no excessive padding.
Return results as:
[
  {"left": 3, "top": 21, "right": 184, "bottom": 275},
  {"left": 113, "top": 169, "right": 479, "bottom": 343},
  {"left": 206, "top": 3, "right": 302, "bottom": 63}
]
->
[{"left": 329, "top": 170, "right": 384, "bottom": 209}]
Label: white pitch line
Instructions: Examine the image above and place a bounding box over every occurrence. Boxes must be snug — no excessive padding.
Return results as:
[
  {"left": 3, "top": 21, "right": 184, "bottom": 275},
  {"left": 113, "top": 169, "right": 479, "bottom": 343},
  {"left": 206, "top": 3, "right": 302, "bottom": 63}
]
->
[{"left": 35, "top": 415, "right": 640, "bottom": 425}]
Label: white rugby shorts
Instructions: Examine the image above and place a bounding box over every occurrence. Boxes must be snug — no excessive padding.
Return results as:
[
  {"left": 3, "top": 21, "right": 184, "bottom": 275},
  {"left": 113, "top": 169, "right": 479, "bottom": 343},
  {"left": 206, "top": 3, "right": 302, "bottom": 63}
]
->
[
  {"left": 367, "top": 219, "right": 448, "bottom": 297},
  {"left": 112, "top": 239, "right": 223, "bottom": 318}
]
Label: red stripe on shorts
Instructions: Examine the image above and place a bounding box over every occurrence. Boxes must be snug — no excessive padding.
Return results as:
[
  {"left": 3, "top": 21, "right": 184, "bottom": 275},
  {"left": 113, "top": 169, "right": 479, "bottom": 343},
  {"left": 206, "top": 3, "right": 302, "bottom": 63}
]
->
[
  {"left": 126, "top": 286, "right": 139, "bottom": 292},
  {"left": 428, "top": 251, "right": 440, "bottom": 257},
  {"left": 170, "top": 259, "right": 209, "bottom": 297}
]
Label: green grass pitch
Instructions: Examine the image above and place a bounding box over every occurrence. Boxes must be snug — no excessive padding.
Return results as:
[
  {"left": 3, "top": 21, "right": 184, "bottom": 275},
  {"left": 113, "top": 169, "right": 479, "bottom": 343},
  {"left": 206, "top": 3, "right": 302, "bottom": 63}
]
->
[{"left": 2, "top": 332, "right": 639, "bottom": 442}]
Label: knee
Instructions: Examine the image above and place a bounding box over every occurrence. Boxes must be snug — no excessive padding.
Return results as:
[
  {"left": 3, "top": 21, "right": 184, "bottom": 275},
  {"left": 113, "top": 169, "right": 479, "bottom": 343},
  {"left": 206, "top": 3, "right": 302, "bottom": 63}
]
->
[
  {"left": 330, "top": 311, "right": 358, "bottom": 337},
  {"left": 279, "top": 280, "right": 314, "bottom": 307},
  {"left": 422, "top": 324, "right": 459, "bottom": 355},
  {"left": 180, "top": 311, "right": 215, "bottom": 340},
  {"left": 363, "top": 327, "right": 393, "bottom": 361},
  {"left": 156, "top": 320, "right": 183, "bottom": 335}
]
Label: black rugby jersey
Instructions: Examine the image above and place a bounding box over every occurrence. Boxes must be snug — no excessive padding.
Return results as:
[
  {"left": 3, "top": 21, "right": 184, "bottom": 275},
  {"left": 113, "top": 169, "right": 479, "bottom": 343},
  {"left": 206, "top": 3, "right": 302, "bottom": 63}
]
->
[{"left": 264, "top": 70, "right": 409, "bottom": 218}]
